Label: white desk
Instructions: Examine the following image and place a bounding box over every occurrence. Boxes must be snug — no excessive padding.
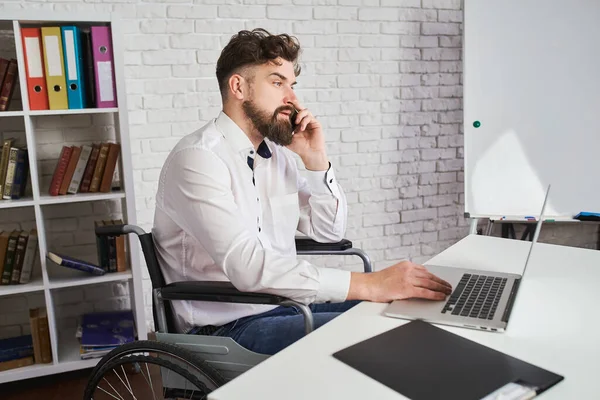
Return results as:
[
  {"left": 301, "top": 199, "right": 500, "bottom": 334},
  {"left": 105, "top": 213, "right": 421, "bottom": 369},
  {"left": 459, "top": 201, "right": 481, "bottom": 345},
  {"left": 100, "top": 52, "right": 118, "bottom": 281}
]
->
[{"left": 209, "top": 235, "right": 600, "bottom": 400}]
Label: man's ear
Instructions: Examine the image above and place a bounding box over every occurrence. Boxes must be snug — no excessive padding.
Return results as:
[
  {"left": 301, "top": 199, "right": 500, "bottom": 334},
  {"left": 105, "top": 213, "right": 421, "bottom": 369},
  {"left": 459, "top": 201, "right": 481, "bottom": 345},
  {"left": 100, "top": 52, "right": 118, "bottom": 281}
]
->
[{"left": 228, "top": 74, "right": 246, "bottom": 101}]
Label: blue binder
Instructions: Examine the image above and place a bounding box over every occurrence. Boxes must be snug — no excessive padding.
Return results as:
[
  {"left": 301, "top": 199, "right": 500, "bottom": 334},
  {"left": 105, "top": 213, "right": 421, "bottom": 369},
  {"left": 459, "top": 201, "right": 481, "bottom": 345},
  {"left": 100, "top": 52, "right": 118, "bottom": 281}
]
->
[{"left": 61, "top": 26, "right": 86, "bottom": 109}]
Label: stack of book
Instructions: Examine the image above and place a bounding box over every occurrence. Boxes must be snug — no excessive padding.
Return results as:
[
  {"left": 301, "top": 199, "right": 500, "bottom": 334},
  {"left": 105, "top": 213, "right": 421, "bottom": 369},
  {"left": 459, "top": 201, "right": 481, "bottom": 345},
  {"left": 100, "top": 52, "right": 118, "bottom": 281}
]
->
[
  {"left": 49, "top": 142, "right": 120, "bottom": 196},
  {"left": 0, "top": 138, "right": 30, "bottom": 201},
  {"left": 0, "top": 307, "right": 51, "bottom": 372},
  {"left": 95, "top": 219, "right": 127, "bottom": 273},
  {"left": 0, "top": 335, "right": 33, "bottom": 372},
  {"left": 77, "top": 310, "right": 135, "bottom": 360},
  {"left": 0, "top": 229, "right": 38, "bottom": 285},
  {"left": 0, "top": 57, "right": 18, "bottom": 112},
  {"left": 46, "top": 218, "right": 128, "bottom": 276}
]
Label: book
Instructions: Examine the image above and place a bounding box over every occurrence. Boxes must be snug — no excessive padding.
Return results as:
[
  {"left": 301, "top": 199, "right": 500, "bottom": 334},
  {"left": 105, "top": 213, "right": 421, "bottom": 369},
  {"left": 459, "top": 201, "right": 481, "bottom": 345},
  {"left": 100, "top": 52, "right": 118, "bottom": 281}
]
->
[
  {"left": 47, "top": 251, "right": 106, "bottom": 275},
  {"left": 0, "top": 335, "right": 33, "bottom": 363},
  {"left": 10, "top": 230, "right": 29, "bottom": 284},
  {"left": 112, "top": 219, "right": 127, "bottom": 272},
  {"left": 58, "top": 145, "right": 81, "bottom": 195},
  {"left": 18, "top": 229, "right": 38, "bottom": 284},
  {"left": 0, "top": 231, "right": 10, "bottom": 281},
  {"left": 29, "top": 308, "right": 51, "bottom": 363},
  {"left": 10, "top": 148, "right": 29, "bottom": 199},
  {"left": 2, "top": 147, "right": 19, "bottom": 199},
  {"left": 0, "top": 138, "right": 14, "bottom": 196},
  {"left": 0, "top": 58, "right": 9, "bottom": 88},
  {"left": 80, "top": 310, "right": 135, "bottom": 347},
  {"left": 89, "top": 142, "right": 110, "bottom": 192},
  {"left": 49, "top": 146, "right": 73, "bottom": 196},
  {"left": 99, "top": 143, "right": 120, "bottom": 192},
  {"left": 1, "top": 230, "right": 21, "bottom": 284},
  {"left": 0, "top": 356, "right": 34, "bottom": 372},
  {"left": 0, "top": 58, "right": 18, "bottom": 111},
  {"left": 67, "top": 144, "right": 92, "bottom": 194},
  {"left": 94, "top": 220, "right": 109, "bottom": 272},
  {"left": 79, "top": 143, "right": 100, "bottom": 192},
  {"left": 103, "top": 220, "right": 117, "bottom": 272}
]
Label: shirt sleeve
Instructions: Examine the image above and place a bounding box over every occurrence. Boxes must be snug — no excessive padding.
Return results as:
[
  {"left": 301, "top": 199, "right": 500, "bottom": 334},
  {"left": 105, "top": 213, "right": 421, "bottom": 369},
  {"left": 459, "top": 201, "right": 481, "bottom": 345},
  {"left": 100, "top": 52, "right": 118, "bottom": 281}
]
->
[
  {"left": 159, "top": 148, "right": 351, "bottom": 304},
  {"left": 297, "top": 162, "right": 348, "bottom": 242}
]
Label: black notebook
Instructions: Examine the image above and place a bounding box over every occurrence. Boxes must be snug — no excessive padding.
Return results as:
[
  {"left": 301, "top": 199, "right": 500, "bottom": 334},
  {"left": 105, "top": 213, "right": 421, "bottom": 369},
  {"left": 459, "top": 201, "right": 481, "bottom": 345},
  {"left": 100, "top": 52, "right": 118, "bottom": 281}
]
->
[{"left": 333, "top": 320, "right": 563, "bottom": 400}]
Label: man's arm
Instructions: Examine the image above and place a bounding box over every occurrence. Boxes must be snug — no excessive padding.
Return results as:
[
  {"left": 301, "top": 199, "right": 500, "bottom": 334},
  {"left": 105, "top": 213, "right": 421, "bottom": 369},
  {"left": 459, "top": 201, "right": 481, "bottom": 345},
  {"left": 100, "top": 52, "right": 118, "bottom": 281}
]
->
[
  {"left": 285, "top": 102, "right": 453, "bottom": 301},
  {"left": 295, "top": 162, "right": 347, "bottom": 243},
  {"left": 160, "top": 147, "right": 351, "bottom": 305}
]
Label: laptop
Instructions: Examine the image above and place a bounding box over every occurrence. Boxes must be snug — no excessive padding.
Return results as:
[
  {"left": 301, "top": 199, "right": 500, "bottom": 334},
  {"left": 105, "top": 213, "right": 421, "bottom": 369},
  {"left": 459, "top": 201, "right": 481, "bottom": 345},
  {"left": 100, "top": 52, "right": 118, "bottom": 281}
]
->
[{"left": 384, "top": 185, "right": 551, "bottom": 332}]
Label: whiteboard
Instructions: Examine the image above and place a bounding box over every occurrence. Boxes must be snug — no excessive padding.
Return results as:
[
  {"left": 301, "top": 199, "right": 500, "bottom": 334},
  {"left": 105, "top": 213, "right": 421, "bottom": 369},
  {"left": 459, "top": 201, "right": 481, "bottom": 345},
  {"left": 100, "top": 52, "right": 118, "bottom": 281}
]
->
[{"left": 464, "top": 0, "right": 600, "bottom": 219}]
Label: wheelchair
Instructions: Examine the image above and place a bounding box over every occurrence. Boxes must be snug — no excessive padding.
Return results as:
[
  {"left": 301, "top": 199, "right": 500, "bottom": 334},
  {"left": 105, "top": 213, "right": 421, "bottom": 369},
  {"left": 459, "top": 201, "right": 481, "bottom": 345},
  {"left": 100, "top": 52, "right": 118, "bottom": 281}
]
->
[{"left": 83, "top": 223, "right": 372, "bottom": 399}]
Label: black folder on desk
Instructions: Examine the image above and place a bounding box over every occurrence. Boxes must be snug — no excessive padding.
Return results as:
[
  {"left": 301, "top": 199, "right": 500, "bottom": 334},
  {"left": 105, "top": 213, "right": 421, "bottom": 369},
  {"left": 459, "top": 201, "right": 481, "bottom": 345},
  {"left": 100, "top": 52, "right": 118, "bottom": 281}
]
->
[{"left": 332, "top": 320, "right": 563, "bottom": 400}]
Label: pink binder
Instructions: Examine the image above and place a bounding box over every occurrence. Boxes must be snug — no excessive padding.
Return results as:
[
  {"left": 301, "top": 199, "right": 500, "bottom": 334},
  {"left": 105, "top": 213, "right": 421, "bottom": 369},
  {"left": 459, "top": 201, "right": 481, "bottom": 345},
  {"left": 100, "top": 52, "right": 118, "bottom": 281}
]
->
[{"left": 90, "top": 26, "right": 117, "bottom": 108}]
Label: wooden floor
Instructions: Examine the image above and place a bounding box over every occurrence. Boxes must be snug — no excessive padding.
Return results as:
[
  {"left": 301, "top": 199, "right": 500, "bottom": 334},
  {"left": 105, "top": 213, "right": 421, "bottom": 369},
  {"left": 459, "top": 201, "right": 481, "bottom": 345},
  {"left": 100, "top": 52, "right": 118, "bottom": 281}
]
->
[{"left": 1, "top": 368, "right": 92, "bottom": 400}]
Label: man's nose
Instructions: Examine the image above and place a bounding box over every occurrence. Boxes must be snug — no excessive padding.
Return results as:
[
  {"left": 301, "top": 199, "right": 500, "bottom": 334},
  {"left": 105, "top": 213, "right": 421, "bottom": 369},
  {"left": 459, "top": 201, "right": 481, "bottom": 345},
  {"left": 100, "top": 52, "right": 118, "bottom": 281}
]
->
[{"left": 284, "top": 88, "right": 297, "bottom": 105}]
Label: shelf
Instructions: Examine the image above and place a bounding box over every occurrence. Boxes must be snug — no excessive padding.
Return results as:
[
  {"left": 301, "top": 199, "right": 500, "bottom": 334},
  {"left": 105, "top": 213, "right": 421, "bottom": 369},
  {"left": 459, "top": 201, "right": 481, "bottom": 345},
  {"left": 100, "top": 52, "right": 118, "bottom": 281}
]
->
[
  {"left": 0, "top": 361, "right": 59, "bottom": 385},
  {"left": 58, "top": 331, "right": 103, "bottom": 366},
  {"left": 0, "top": 111, "right": 25, "bottom": 118},
  {"left": 29, "top": 108, "right": 118, "bottom": 116},
  {"left": 49, "top": 270, "right": 132, "bottom": 290},
  {"left": 0, "top": 109, "right": 118, "bottom": 118},
  {"left": 0, "top": 277, "right": 44, "bottom": 297},
  {"left": 0, "top": 352, "right": 99, "bottom": 385},
  {"left": 38, "top": 191, "right": 125, "bottom": 205},
  {"left": 0, "top": 197, "right": 35, "bottom": 209}
]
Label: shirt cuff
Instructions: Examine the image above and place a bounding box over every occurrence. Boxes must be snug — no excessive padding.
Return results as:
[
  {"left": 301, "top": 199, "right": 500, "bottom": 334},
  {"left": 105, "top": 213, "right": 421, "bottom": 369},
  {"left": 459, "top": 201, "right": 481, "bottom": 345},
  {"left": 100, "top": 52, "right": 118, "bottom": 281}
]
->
[
  {"left": 315, "top": 267, "right": 351, "bottom": 303},
  {"left": 304, "top": 163, "right": 341, "bottom": 198}
]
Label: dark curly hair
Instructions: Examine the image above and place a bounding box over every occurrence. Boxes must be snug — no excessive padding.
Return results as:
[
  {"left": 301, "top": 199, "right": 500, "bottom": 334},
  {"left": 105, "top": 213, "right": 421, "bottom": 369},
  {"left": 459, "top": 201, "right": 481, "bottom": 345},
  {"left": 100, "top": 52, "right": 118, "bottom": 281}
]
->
[{"left": 216, "top": 28, "right": 302, "bottom": 99}]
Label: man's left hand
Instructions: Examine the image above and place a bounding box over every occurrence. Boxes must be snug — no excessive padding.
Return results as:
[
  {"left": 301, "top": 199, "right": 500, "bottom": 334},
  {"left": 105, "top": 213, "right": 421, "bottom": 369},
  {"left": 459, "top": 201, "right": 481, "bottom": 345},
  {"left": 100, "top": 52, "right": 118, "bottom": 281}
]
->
[{"left": 285, "top": 101, "right": 329, "bottom": 171}]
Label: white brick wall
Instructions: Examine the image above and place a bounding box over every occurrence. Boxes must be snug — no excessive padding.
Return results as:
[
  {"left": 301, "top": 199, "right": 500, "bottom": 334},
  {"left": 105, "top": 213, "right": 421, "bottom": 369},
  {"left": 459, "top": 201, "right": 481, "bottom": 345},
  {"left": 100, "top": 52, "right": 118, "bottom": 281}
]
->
[{"left": 0, "top": 0, "right": 597, "bottom": 333}]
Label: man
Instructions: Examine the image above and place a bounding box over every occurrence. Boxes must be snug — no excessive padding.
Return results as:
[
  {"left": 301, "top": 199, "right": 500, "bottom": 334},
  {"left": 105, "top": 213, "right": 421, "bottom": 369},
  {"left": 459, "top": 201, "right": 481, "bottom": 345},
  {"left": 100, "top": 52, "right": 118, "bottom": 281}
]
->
[{"left": 153, "top": 29, "right": 452, "bottom": 355}]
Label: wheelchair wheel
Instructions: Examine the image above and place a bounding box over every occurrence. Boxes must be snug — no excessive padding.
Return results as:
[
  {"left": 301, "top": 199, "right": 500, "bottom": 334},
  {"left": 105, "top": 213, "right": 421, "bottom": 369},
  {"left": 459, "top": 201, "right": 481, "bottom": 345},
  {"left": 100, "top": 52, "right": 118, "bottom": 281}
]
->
[{"left": 83, "top": 340, "right": 226, "bottom": 400}]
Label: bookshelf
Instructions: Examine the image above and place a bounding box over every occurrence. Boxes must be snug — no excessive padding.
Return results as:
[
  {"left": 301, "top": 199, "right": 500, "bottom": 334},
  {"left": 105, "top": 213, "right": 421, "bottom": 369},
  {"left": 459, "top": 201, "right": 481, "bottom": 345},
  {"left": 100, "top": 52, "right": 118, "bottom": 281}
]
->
[{"left": 0, "top": 12, "right": 147, "bottom": 383}]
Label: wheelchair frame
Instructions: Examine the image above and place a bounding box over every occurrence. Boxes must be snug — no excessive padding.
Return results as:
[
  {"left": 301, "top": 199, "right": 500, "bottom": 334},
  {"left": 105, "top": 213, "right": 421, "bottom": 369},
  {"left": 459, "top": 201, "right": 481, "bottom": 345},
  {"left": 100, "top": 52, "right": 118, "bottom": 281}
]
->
[{"left": 95, "top": 224, "right": 372, "bottom": 382}]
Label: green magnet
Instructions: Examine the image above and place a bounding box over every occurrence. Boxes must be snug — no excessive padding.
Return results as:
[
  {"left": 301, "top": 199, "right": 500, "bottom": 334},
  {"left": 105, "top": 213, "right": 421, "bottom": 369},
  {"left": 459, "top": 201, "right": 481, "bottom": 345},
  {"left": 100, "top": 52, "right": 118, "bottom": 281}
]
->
[{"left": 473, "top": 121, "right": 481, "bottom": 128}]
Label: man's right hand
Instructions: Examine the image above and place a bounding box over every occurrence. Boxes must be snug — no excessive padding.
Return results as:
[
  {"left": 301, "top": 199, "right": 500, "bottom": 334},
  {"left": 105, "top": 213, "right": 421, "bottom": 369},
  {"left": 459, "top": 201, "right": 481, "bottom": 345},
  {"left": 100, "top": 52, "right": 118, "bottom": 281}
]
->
[{"left": 347, "top": 260, "right": 453, "bottom": 302}]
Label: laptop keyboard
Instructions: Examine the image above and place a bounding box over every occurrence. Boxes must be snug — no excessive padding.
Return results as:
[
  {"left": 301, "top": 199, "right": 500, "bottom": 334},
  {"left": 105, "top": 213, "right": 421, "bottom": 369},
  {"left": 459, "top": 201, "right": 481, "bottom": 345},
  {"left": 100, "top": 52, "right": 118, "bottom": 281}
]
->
[{"left": 441, "top": 274, "right": 507, "bottom": 320}]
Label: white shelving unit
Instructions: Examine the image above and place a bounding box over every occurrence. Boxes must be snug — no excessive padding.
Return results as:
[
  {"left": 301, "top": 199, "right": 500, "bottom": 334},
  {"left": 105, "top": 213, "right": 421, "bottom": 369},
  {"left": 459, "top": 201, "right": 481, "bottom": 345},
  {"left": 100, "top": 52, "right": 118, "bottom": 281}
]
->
[{"left": 0, "top": 12, "right": 147, "bottom": 383}]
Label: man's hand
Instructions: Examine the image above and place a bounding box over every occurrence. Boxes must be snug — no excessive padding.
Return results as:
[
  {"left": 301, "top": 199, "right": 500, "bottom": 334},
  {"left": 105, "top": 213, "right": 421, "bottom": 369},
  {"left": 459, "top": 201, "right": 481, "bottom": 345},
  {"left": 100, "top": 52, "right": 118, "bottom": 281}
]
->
[
  {"left": 285, "top": 101, "right": 329, "bottom": 171},
  {"left": 348, "top": 260, "right": 453, "bottom": 302}
]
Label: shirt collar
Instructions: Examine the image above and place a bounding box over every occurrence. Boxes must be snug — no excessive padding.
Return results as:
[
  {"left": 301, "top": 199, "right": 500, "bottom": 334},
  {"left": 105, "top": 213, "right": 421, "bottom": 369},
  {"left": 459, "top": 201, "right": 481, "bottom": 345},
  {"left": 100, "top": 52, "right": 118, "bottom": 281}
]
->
[
  {"left": 215, "top": 111, "right": 273, "bottom": 159},
  {"left": 215, "top": 111, "right": 253, "bottom": 154}
]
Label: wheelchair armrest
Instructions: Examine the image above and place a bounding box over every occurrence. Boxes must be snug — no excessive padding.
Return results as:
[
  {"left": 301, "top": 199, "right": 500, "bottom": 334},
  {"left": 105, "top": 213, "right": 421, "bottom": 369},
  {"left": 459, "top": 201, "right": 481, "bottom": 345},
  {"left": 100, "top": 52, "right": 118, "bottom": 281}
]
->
[
  {"left": 160, "top": 281, "right": 287, "bottom": 305},
  {"left": 157, "top": 281, "right": 315, "bottom": 335},
  {"left": 295, "top": 237, "right": 373, "bottom": 273},
  {"left": 295, "top": 237, "right": 352, "bottom": 251}
]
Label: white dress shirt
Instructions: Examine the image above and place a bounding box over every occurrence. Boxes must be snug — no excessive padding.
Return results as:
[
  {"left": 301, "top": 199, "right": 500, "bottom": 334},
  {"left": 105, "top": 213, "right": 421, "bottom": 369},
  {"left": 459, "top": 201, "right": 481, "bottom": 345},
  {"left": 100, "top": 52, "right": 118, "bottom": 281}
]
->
[{"left": 153, "top": 111, "right": 350, "bottom": 333}]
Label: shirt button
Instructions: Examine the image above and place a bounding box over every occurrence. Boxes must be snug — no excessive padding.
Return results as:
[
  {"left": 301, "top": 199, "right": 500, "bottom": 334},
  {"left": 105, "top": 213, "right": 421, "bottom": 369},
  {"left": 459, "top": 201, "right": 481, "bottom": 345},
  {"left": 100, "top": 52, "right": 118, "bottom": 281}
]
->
[
  {"left": 257, "top": 197, "right": 259, "bottom": 202},
  {"left": 250, "top": 150, "right": 254, "bottom": 154},
  {"left": 259, "top": 227, "right": 261, "bottom": 232},
  {"left": 329, "top": 179, "right": 333, "bottom": 183}
]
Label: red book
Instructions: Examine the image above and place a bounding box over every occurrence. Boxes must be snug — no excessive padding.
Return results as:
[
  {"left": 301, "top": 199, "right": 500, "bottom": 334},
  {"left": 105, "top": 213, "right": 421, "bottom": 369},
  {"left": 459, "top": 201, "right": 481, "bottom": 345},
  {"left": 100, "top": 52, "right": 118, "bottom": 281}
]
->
[
  {"left": 0, "top": 59, "right": 18, "bottom": 111},
  {"left": 48, "top": 146, "right": 73, "bottom": 196}
]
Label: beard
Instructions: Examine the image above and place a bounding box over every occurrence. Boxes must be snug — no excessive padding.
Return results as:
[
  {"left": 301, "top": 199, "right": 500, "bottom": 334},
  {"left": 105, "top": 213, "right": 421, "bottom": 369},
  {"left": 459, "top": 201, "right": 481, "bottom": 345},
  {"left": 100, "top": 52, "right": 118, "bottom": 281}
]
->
[{"left": 242, "top": 100, "right": 295, "bottom": 146}]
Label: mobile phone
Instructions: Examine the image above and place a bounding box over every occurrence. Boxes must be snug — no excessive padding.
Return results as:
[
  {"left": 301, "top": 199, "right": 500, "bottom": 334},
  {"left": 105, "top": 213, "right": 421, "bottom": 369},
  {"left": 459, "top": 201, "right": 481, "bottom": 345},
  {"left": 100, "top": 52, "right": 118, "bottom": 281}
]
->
[{"left": 290, "top": 108, "right": 299, "bottom": 132}]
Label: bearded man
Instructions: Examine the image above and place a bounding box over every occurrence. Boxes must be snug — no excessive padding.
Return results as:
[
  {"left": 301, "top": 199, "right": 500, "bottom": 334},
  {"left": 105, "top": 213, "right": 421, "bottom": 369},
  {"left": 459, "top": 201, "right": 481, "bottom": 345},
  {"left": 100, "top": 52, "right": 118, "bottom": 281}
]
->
[{"left": 152, "top": 29, "right": 451, "bottom": 355}]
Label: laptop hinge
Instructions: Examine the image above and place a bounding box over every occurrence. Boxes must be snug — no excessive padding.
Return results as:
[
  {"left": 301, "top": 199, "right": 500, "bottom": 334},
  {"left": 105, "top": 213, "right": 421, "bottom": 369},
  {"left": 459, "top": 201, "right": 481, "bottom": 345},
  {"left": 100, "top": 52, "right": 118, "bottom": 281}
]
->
[{"left": 501, "top": 278, "right": 521, "bottom": 323}]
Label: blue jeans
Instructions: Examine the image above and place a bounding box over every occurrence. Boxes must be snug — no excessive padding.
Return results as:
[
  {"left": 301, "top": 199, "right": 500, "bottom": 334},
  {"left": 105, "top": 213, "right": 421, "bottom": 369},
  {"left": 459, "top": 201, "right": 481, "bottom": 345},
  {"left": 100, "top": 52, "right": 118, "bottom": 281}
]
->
[{"left": 198, "top": 301, "right": 360, "bottom": 355}]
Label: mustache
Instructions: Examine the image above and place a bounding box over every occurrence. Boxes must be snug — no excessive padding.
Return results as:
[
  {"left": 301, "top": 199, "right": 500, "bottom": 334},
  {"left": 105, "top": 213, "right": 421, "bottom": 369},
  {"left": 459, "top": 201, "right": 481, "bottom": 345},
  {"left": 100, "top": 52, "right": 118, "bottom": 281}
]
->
[{"left": 273, "top": 105, "right": 295, "bottom": 116}]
